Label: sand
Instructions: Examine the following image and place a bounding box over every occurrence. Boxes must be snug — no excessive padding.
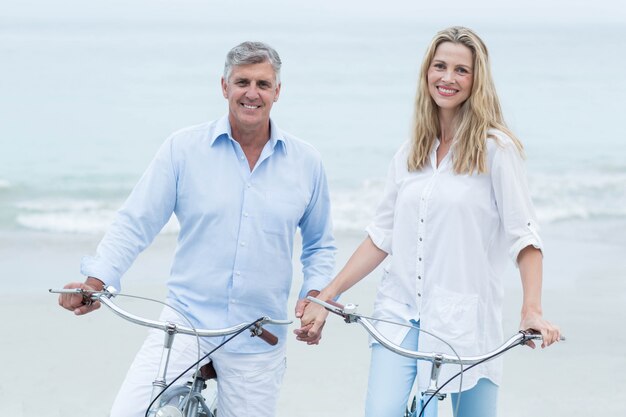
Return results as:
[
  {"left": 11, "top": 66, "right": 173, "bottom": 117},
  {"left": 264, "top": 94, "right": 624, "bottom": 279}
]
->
[{"left": 1, "top": 225, "right": 625, "bottom": 416}]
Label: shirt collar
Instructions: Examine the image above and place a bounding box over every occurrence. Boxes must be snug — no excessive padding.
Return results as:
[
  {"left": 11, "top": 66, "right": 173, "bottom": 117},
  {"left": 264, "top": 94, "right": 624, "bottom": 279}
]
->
[{"left": 210, "top": 114, "right": 287, "bottom": 154}]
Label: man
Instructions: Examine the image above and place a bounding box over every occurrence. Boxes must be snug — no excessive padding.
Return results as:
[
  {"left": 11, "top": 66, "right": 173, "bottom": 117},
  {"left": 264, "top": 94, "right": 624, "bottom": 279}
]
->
[{"left": 58, "top": 41, "right": 335, "bottom": 417}]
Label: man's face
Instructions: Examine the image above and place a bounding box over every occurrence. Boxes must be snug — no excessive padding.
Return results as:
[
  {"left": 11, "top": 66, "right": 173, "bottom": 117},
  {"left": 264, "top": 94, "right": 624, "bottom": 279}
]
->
[{"left": 222, "top": 62, "right": 281, "bottom": 134}]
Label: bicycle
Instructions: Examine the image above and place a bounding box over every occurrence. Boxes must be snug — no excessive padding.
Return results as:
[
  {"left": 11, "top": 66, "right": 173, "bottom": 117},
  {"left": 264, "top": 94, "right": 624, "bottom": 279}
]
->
[
  {"left": 50, "top": 286, "right": 291, "bottom": 417},
  {"left": 307, "top": 296, "right": 564, "bottom": 417}
]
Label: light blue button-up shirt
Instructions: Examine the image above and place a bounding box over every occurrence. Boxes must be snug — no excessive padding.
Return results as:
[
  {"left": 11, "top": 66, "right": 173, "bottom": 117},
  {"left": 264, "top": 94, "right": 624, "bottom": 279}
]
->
[{"left": 81, "top": 115, "right": 336, "bottom": 352}]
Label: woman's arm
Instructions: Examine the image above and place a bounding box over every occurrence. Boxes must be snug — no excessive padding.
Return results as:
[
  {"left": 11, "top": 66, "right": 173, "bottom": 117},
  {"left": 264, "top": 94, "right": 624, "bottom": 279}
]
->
[
  {"left": 294, "top": 236, "right": 387, "bottom": 343},
  {"left": 517, "top": 246, "right": 561, "bottom": 348}
]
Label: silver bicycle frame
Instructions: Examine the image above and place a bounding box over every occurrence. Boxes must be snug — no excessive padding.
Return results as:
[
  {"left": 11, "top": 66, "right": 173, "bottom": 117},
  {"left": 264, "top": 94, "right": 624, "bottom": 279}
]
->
[
  {"left": 52, "top": 287, "right": 291, "bottom": 415},
  {"left": 307, "top": 296, "right": 554, "bottom": 398}
]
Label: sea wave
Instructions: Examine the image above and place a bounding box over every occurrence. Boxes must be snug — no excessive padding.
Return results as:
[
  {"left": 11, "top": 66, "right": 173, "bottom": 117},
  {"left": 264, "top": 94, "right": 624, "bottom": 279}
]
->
[
  {"left": 0, "top": 179, "right": 11, "bottom": 189},
  {"left": 331, "top": 180, "right": 382, "bottom": 233},
  {"left": 8, "top": 169, "right": 626, "bottom": 235},
  {"left": 14, "top": 198, "right": 179, "bottom": 234},
  {"left": 332, "top": 170, "right": 626, "bottom": 232},
  {"left": 530, "top": 171, "right": 626, "bottom": 223}
]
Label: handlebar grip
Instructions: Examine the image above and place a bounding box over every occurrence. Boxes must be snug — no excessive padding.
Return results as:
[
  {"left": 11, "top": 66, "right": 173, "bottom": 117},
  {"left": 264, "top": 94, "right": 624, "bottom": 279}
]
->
[{"left": 255, "top": 328, "right": 279, "bottom": 346}]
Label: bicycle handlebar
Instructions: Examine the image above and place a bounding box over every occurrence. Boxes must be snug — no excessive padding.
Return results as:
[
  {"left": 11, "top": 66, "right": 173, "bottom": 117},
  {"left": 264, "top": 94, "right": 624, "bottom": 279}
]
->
[
  {"left": 308, "top": 296, "right": 565, "bottom": 365},
  {"left": 51, "top": 287, "right": 291, "bottom": 345}
]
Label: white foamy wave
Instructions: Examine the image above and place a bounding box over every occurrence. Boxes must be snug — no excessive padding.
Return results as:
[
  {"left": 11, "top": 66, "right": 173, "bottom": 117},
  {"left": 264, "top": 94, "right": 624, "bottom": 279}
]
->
[
  {"left": 0, "top": 179, "right": 11, "bottom": 189},
  {"left": 530, "top": 170, "right": 626, "bottom": 223},
  {"left": 15, "top": 198, "right": 180, "bottom": 234},
  {"left": 13, "top": 169, "right": 625, "bottom": 235},
  {"left": 16, "top": 199, "right": 105, "bottom": 212},
  {"left": 331, "top": 170, "right": 626, "bottom": 234},
  {"left": 331, "top": 179, "right": 384, "bottom": 234}
]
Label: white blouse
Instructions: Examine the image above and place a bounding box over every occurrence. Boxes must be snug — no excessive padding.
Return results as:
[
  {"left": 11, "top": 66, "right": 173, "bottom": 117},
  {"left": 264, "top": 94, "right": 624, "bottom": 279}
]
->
[{"left": 366, "top": 130, "right": 542, "bottom": 393}]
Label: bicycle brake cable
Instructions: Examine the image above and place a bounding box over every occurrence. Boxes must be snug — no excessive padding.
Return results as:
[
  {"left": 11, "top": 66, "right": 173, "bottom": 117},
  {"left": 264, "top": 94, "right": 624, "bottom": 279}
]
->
[
  {"left": 144, "top": 317, "right": 266, "bottom": 417},
  {"left": 417, "top": 340, "right": 524, "bottom": 417},
  {"left": 357, "top": 315, "right": 464, "bottom": 417}
]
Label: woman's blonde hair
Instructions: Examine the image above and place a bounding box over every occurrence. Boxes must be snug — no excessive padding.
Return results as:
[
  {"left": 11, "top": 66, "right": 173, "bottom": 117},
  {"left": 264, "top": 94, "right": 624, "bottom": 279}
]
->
[{"left": 408, "top": 26, "right": 523, "bottom": 174}]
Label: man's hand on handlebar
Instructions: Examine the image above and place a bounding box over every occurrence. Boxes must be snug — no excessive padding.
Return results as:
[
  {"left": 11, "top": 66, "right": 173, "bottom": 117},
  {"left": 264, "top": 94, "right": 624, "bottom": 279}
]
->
[{"left": 58, "top": 277, "right": 105, "bottom": 316}]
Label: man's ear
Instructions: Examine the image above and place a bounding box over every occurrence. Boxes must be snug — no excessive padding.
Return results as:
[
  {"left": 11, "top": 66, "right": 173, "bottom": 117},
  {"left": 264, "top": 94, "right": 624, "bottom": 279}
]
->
[
  {"left": 221, "top": 77, "right": 228, "bottom": 99},
  {"left": 274, "top": 83, "right": 282, "bottom": 102}
]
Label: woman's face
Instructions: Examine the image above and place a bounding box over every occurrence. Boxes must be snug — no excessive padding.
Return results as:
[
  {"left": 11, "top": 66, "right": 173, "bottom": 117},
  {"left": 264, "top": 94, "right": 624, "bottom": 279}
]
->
[{"left": 427, "top": 42, "right": 474, "bottom": 115}]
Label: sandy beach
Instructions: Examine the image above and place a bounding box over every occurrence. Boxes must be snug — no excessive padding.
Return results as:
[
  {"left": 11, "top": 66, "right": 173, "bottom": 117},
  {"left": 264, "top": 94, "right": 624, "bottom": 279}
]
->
[{"left": 2, "top": 223, "right": 625, "bottom": 417}]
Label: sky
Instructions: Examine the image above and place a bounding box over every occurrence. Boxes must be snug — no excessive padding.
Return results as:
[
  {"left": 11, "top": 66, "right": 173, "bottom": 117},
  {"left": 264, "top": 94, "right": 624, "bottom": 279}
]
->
[{"left": 1, "top": 0, "right": 624, "bottom": 24}]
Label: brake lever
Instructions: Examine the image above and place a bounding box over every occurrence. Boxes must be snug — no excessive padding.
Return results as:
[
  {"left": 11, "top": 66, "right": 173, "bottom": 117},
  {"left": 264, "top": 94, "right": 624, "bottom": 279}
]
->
[{"left": 306, "top": 296, "right": 360, "bottom": 323}]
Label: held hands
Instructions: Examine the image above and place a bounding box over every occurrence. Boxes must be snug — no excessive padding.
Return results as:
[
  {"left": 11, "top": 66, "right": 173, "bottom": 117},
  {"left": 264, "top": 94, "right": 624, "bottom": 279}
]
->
[
  {"left": 520, "top": 310, "right": 561, "bottom": 349},
  {"left": 58, "top": 277, "right": 104, "bottom": 316},
  {"left": 294, "top": 292, "right": 329, "bottom": 345}
]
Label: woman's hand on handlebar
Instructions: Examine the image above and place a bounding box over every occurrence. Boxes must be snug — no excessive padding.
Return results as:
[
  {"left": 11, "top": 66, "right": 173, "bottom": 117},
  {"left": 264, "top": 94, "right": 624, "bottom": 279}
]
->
[
  {"left": 519, "top": 310, "right": 561, "bottom": 349},
  {"left": 58, "top": 277, "right": 104, "bottom": 316}
]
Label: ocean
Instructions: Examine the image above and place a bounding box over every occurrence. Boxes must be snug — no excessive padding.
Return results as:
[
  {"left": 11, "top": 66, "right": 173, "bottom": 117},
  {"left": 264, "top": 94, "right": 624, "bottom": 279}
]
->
[
  {"left": 2, "top": 5, "right": 625, "bottom": 241},
  {"left": 2, "top": 3, "right": 626, "bottom": 416}
]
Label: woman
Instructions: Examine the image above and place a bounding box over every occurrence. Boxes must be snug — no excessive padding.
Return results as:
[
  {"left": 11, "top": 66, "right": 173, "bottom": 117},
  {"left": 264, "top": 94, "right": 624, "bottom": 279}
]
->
[{"left": 296, "top": 26, "right": 561, "bottom": 417}]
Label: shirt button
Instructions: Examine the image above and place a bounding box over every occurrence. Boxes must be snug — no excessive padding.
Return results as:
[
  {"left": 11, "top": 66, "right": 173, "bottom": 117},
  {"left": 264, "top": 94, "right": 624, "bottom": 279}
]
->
[
  {"left": 235, "top": 271, "right": 241, "bottom": 276},
  {"left": 240, "top": 242, "right": 246, "bottom": 247},
  {"left": 243, "top": 212, "right": 249, "bottom": 217},
  {"left": 246, "top": 183, "right": 251, "bottom": 188},
  {"left": 240, "top": 155, "right": 245, "bottom": 160}
]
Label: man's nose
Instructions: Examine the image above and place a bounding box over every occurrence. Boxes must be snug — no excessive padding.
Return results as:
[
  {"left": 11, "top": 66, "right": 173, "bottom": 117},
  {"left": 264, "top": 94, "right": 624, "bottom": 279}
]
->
[{"left": 245, "top": 84, "right": 261, "bottom": 98}]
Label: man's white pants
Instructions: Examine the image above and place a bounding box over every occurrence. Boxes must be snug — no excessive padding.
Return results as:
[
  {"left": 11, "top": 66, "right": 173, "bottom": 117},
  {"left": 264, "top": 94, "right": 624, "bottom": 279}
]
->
[{"left": 110, "top": 308, "right": 286, "bottom": 417}]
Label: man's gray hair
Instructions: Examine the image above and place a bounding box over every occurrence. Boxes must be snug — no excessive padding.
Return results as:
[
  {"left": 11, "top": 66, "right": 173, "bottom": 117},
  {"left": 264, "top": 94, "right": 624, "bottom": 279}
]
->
[{"left": 223, "top": 41, "right": 282, "bottom": 84}]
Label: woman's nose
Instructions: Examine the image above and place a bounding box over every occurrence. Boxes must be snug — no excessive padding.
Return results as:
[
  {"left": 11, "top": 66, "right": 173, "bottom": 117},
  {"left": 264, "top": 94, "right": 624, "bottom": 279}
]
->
[{"left": 441, "top": 71, "right": 454, "bottom": 83}]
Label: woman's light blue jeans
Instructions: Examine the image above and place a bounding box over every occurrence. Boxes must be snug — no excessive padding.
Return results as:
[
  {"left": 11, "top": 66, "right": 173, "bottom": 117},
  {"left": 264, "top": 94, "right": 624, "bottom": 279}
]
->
[{"left": 364, "top": 321, "right": 498, "bottom": 417}]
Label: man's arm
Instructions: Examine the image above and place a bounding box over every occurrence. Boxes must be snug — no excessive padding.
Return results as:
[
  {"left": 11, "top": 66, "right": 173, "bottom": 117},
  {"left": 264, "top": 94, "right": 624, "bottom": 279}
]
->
[
  {"left": 80, "top": 137, "right": 178, "bottom": 290},
  {"left": 294, "top": 160, "right": 336, "bottom": 344}
]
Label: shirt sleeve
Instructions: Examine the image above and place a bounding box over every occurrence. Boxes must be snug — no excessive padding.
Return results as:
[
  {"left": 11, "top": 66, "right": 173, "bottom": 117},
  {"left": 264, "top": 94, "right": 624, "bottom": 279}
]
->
[
  {"left": 365, "top": 146, "right": 403, "bottom": 254},
  {"left": 297, "top": 159, "right": 337, "bottom": 299},
  {"left": 80, "top": 136, "right": 178, "bottom": 290},
  {"left": 491, "top": 138, "right": 543, "bottom": 265}
]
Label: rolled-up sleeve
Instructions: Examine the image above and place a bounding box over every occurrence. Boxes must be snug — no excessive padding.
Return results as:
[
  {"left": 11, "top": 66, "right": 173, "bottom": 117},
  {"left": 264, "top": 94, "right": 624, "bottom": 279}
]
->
[
  {"left": 491, "top": 139, "right": 543, "bottom": 264},
  {"left": 366, "top": 147, "right": 402, "bottom": 255}
]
